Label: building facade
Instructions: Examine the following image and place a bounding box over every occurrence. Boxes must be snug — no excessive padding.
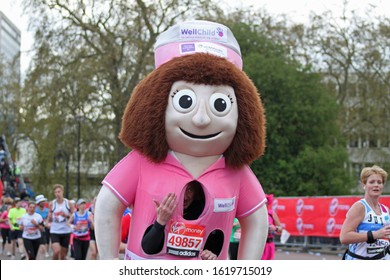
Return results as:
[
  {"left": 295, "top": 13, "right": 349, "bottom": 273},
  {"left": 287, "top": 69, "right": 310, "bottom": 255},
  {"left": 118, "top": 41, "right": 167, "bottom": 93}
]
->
[
  {"left": 0, "top": 11, "right": 21, "bottom": 137},
  {"left": 342, "top": 78, "right": 390, "bottom": 193},
  {"left": 0, "top": 11, "right": 21, "bottom": 66}
]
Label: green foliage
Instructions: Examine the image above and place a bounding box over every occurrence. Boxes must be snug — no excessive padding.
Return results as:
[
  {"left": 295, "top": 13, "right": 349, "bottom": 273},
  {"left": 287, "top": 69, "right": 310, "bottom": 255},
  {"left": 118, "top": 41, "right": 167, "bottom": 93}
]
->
[
  {"left": 229, "top": 23, "right": 354, "bottom": 196},
  {"left": 17, "top": 0, "right": 221, "bottom": 195},
  {"left": 0, "top": 55, "right": 22, "bottom": 157}
]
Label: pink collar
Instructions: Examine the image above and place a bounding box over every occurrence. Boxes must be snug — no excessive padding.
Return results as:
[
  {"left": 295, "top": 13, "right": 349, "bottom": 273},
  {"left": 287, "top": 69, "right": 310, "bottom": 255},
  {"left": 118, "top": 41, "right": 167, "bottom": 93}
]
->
[{"left": 163, "top": 151, "right": 226, "bottom": 179}]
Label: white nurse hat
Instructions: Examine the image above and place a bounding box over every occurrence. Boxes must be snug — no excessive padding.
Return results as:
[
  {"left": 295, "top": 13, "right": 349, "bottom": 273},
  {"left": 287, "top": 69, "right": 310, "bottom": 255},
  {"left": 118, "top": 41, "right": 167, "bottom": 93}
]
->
[{"left": 154, "top": 20, "right": 242, "bottom": 69}]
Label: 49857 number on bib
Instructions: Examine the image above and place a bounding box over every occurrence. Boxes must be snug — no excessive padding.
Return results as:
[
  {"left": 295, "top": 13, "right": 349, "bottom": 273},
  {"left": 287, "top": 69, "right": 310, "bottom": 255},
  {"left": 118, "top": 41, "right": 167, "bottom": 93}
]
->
[{"left": 166, "top": 221, "right": 205, "bottom": 258}]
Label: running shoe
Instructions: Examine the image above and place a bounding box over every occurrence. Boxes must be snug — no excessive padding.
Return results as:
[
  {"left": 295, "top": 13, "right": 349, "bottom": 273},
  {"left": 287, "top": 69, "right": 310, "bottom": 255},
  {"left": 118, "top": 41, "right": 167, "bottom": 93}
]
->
[{"left": 20, "top": 253, "right": 26, "bottom": 260}]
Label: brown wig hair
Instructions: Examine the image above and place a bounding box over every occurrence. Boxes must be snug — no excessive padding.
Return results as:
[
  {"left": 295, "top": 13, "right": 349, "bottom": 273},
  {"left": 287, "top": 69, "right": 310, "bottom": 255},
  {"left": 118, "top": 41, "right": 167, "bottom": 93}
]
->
[{"left": 119, "top": 53, "right": 266, "bottom": 168}]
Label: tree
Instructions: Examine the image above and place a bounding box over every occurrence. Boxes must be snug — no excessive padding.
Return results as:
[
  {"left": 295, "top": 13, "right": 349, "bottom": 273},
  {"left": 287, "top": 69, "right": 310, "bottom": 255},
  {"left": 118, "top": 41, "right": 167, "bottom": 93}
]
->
[
  {"left": 18, "top": 0, "right": 219, "bottom": 194},
  {"left": 229, "top": 22, "right": 354, "bottom": 196},
  {"left": 305, "top": 3, "right": 390, "bottom": 175},
  {"left": 0, "top": 54, "right": 22, "bottom": 159},
  {"left": 221, "top": 4, "right": 390, "bottom": 172}
]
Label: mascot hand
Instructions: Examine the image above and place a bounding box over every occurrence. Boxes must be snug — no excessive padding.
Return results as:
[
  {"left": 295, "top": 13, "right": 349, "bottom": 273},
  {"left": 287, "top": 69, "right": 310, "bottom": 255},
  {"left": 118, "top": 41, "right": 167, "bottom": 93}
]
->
[
  {"left": 201, "top": 249, "right": 217, "bottom": 260},
  {"left": 154, "top": 193, "right": 177, "bottom": 226}
]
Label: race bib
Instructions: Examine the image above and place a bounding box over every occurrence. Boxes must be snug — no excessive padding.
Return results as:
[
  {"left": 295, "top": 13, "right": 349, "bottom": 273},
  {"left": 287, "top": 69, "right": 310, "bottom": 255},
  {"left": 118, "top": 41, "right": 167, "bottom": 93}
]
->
[
  {"left": 233, "top": 228, "right": 241, "bottom": 241},
  {"left": 53, "top": 212, "right": 66, "bottom": 223},
  {"left": 166, "top": 221, "right": 205, "bottom": 258},
  {"left": 27, "top": 227, "right": 39, "bottom": 237},
  {"left": 75, "top": 220, "right": 89, "bottom": 235}
]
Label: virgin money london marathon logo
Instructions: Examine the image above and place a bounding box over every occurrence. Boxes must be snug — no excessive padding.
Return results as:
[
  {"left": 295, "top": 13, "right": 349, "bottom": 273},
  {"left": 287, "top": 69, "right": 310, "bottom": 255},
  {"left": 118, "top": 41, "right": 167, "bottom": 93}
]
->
[
  {"left": 329, "top": 198, "right": 339, "bottom": 216},
  {"left": 295, "top": 199, "right": 314, "bottom": 216},
  {"left": 171, "top": 222, "right": 186, "bottom": 235},
  {"left": 328, "top": 198, "right": 350, "bottom": 216},
  {"left": 296, "top": 199, "right": 304, "bottom": 216},
  {"left": 326, "top": 218, "right": 336, "bottom": 234},
  {"left": 296, "top": 217, "right": 304, "bottom": 234}
]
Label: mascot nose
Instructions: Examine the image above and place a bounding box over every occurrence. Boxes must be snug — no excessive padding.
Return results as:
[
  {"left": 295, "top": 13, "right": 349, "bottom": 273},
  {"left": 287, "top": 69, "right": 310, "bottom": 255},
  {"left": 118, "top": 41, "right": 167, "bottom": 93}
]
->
[{"left": 192, "top": 100, "right": 211, "bottom": 127}]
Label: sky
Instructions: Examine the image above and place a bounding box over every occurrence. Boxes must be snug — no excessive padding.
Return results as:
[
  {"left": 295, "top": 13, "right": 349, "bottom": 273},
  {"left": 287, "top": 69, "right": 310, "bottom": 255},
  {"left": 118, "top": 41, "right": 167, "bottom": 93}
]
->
[{"left": 1, "top": 0, "right": 389, "bottom": 75}]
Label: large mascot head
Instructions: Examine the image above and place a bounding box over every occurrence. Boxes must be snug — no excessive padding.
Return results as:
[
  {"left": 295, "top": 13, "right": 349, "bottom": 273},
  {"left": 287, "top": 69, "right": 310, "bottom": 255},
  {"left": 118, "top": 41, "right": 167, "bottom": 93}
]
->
[{"left": 119, "top": 20, "right": 265, "bottom": 168}]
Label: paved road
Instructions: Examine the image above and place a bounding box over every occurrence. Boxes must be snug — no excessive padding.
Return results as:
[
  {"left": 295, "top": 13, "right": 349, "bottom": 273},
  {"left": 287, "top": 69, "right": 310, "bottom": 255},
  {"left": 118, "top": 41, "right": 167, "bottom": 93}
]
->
[
  {"left": 275, "top": 248, "right": 342, "bottom": 260},
  {"left": 1, "top": 248, "right": 342, "bottom": 260}
]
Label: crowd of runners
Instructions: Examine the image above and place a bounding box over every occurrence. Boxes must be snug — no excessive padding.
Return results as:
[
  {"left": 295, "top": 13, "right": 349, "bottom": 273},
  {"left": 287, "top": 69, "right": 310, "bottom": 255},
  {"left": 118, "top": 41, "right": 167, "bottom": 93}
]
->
[{"left": 0, "top": 184, "right": 101, "bottom": 260}]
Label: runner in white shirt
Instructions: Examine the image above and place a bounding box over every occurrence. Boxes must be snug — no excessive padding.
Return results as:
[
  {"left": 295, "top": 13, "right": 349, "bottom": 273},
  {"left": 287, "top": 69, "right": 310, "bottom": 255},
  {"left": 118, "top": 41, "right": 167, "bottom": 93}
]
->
[
  {"left": 48, "top": 184, "right": 74, "bottom": 260},
  {"left": 19, "top": 201, "right": 44, "bottom": 260}
]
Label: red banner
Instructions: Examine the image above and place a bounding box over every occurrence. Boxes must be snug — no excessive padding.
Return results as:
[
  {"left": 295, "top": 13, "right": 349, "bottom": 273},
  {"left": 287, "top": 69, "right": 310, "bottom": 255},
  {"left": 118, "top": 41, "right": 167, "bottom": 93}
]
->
[{"left": 273, "top": 196, "right": 390, "bottom": 237}]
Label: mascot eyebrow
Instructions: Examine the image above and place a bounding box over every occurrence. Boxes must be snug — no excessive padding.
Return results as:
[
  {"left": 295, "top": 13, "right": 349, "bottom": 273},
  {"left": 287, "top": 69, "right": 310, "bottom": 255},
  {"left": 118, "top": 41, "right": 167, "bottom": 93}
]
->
[
  {"left": 171, "top": 89, "right": 179, "bottom": 97},
  {"left": 171, "top": 88, "right": 234, "bottom": 104}
]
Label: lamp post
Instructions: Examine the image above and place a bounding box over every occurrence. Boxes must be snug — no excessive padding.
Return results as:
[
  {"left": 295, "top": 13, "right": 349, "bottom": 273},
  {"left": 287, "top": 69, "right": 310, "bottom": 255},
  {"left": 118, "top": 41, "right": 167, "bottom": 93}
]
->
[
  {"left": 65, "top": 155, "right": 69, "bottom": 198},
  {"left": 75, "top": 115, "right": 82, "bottom": 199},
  {"left": 55, "top": 150, "right": 69, "bottom": 198}
]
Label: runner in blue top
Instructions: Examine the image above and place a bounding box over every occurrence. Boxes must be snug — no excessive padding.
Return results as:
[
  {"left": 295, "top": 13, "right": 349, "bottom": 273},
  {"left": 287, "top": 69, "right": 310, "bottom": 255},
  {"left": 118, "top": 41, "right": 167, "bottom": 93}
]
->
[
  {"left": 35, "top": 194, "right": 50, "bottom": 258},
  {"left": 68, "top": 198, "right": 94, "bottom": 260}
]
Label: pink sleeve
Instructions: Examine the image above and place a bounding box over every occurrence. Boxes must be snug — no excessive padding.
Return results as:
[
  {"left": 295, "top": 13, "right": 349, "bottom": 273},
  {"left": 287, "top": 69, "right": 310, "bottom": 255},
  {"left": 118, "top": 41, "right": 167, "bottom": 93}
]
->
[
  {"left": 236, "top": 166, "right": 266, "bottom": 218},
  {"left": 1, "top": 211, "right": 7, "bottom": 219},
  {"left": 101, "top": 150, "right": 141, "bottom": 206}
]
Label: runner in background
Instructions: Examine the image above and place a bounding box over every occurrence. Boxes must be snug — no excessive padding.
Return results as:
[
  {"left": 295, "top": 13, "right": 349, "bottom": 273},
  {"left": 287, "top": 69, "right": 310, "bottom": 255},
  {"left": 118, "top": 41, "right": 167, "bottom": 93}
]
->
[
  {"left": 261, "top": 194, "right": 282, "bottom": 260},
  {"left": 119, "top": 207, "right": 132, "bottom": 254},
  {"left": 88, "top": 196, "right": 98, "bottom": 259},
  {"left": 19, "top": 201, "right": 43, "bottom": 260},
  {"left": 340, "top": 165, "right": 390, "bottom": 260},
  {"left": 0, "top": 197, "right": 13, "bottom": 256},
  {"left": 48, "top": 184, "right": 74, "bottom": 260},
  {"left": 7, "top": 197, "right": 26, "bottom": 259},
  {"left": 35, "top": 194, "right": 50, "bottom": 258},
  {"left": 68, "top": 199, "right": 76, "bottom": 259},
  {"left": 228, "top": 218, "right": 241, "bottom": 260},
  {"left": 69, "top": 198, "right": 94, "bottom": 260}
]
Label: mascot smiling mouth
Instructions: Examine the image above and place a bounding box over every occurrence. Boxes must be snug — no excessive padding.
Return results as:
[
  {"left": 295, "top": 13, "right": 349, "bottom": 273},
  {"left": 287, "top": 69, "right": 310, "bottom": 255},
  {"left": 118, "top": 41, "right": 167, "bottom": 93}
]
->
[{"left": 180, "top": 128, "right": 221, "bottom": 139}]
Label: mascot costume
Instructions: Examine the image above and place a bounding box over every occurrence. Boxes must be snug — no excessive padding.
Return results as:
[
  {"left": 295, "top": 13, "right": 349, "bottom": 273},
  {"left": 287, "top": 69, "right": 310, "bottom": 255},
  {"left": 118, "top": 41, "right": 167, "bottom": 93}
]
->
[{"left": 95, "top": 20, "right": 268, "bottom": 259}]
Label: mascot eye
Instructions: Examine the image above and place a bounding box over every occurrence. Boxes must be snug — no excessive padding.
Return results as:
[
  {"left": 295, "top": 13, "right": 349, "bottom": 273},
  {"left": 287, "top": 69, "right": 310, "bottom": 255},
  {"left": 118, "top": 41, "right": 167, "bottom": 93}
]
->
[
  {"left": 172, "top": 89, "right": 197, "bottom": 113},
  {"left": 209, "top": 93, "right": 232, "bottom": 116}
]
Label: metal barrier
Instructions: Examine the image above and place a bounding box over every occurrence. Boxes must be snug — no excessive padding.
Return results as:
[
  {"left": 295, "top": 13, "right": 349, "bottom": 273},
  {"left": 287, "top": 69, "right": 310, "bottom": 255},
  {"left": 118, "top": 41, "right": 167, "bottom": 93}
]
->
[{"left": 273, "top": 234, "right": 348, "bottom": 254}]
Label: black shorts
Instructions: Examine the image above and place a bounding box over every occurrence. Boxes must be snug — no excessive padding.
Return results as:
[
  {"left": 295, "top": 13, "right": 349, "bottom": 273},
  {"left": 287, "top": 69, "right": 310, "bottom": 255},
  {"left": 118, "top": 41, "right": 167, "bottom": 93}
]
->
[
  {"left": 40, "top": 234, "right": 46, "bottom": 245},
  {"left": 50, "top": 233, "right": 71, "bottom": 248},
  {"left": 10, "top": 230, "right": 23, "bottom": 240},
  {"left": 1, "top": 228, "right": 11, "bottom": 244},
  {"left": 40, "top": 228, "right": 50, "bottom": 245},
  {"left": 89, "top": 229, "right": 96, "bottom": 241}
]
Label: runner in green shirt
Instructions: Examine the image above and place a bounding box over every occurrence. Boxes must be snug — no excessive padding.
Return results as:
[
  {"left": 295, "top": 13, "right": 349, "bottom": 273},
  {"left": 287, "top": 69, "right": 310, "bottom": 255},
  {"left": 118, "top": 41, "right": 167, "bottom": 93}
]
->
[
  {"left": 229, "top": 218, "right": 241, "bottom": 260},
  {"left": 7, "top": 197, "right": 27, "bottom": 259}
]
